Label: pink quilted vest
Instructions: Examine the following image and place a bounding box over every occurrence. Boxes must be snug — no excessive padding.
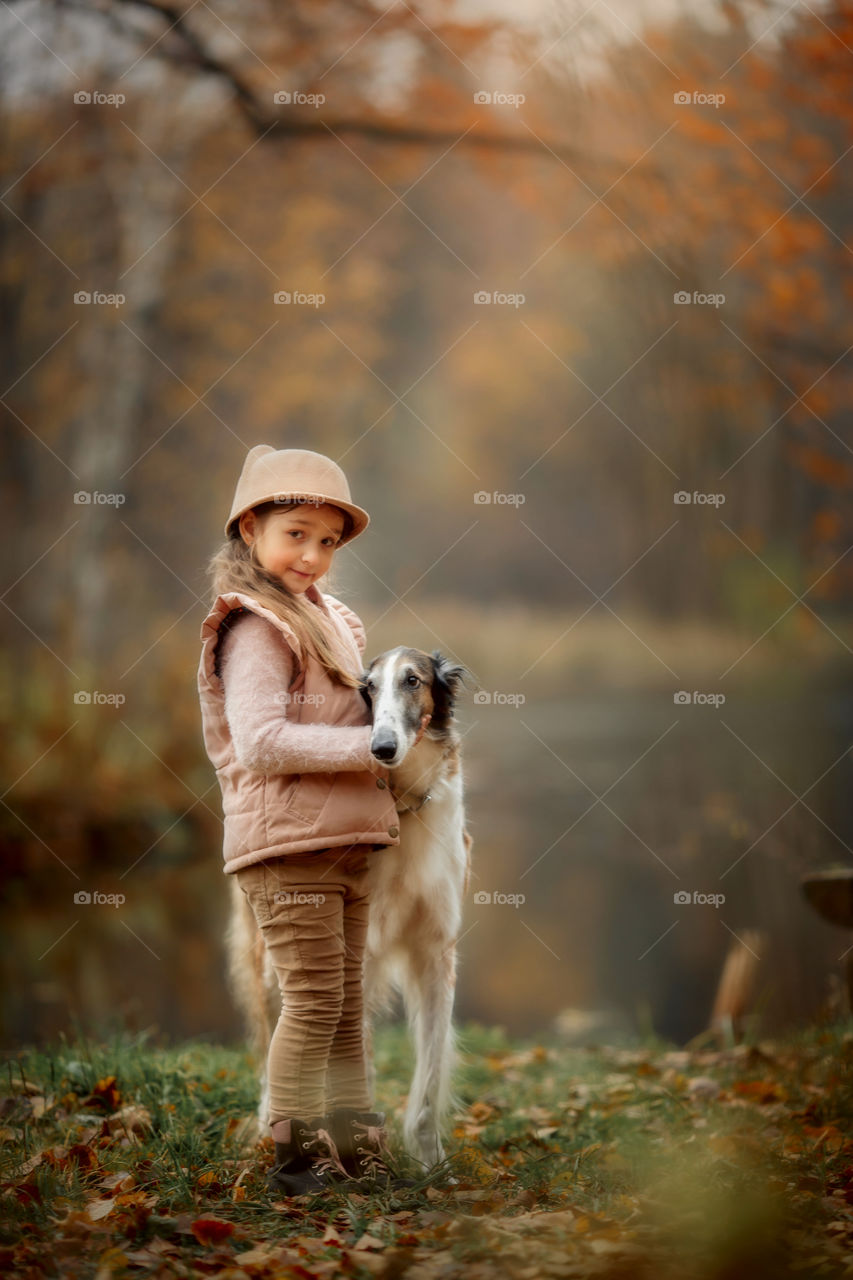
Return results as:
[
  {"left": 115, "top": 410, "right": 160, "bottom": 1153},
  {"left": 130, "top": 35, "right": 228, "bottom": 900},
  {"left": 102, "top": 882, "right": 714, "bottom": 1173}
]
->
[{"left": 197, "top": 585, "right": 401, "bottom": 874}]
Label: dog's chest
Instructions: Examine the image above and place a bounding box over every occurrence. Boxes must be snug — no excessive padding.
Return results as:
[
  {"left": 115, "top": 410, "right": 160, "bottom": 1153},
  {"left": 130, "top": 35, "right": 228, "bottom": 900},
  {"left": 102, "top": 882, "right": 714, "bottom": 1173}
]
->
[{"left": 368, "top": 782, "right": 461, "bottom": 880}]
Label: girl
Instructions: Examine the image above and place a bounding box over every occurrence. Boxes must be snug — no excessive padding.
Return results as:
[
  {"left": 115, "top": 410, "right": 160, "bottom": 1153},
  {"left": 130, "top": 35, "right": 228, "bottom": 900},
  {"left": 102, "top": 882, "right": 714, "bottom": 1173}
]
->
[{"left": 197, "top": 445, "right": 423, "bottom": 1197}]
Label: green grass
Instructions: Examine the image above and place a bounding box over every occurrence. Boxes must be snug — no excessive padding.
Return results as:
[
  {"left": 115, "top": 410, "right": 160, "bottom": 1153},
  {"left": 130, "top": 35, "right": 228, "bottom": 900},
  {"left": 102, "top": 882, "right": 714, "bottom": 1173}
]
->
[{"left": 2, "top": 1019, "right": 853, "bottom": 1277}]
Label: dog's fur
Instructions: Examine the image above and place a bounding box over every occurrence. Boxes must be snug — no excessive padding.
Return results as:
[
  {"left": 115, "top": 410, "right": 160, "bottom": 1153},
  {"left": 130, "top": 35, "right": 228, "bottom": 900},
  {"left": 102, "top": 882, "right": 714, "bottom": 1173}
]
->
[{"left": 225, "top": 647, "right": 472, "bottom": 1170}]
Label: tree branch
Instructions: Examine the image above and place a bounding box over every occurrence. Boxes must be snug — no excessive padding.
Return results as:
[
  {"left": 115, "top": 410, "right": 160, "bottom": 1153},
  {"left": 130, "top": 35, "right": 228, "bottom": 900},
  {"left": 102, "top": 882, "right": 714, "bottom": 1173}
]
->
[{"left": 71, "top": 0, "right": 607, "bottom": 171}]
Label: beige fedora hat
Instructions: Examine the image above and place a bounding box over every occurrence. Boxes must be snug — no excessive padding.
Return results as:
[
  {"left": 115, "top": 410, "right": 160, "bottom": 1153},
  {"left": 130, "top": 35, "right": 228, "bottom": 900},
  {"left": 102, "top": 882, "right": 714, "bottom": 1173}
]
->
[{"left": 225, "top": 446, "right": 370, "bottom": 546}]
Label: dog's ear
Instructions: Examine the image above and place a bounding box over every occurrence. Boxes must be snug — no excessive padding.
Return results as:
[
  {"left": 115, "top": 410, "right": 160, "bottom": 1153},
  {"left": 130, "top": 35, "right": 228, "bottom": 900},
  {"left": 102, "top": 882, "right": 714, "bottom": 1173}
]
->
[
  {"left": 429, "top": 651, "right": 473, "bottom": 728},
  {"left": 358, "top": 669, "right": 373, "bottom": 710}
]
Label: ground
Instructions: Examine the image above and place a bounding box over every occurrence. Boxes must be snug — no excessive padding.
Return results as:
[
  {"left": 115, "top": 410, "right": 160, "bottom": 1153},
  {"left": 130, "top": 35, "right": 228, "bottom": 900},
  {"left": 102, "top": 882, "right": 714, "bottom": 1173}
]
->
[{"left": 2, "top": 1019, "right": 853, "bottom": 1278}]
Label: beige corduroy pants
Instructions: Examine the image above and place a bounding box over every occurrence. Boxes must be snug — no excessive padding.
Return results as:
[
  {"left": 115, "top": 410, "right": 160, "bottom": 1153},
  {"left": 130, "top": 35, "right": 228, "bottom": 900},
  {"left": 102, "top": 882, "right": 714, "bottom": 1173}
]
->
[{"left": 235, "top": 844, "right": 374, "bottom": 1125}]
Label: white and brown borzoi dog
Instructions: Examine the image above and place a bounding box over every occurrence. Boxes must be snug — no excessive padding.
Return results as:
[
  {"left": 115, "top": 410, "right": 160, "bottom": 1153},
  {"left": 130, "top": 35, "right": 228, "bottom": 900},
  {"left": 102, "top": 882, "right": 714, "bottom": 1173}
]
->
[{"left": 226, "top": 648, "right": 472, "bottom": 1172}]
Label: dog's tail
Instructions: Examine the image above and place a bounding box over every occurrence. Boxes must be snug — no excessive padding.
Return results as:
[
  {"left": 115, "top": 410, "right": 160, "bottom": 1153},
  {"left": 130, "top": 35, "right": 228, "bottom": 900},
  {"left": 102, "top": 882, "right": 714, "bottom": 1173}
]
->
[{"left": 224, "top": 876, "right": 274, "bottom": 1060}]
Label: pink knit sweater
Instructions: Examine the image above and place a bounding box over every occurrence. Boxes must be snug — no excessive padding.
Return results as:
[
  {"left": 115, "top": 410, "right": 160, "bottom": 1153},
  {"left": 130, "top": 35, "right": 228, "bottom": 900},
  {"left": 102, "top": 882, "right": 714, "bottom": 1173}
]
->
[{"left": 218, "top": 610, "right": 379, "bottom": 776}]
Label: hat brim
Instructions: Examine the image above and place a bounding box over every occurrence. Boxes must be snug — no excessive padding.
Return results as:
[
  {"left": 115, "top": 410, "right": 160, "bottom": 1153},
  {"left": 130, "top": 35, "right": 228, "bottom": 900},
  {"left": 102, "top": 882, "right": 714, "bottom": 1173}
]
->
[{"left": 226, "top": 492, "right": 369, "bottom": 546}]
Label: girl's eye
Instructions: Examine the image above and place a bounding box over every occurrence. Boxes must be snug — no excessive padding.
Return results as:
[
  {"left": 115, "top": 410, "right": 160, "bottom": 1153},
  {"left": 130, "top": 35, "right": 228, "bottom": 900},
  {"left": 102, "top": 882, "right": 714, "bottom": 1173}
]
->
[
  {"left": 406, "top": 675, "right": 420, "bottom": 687},
  {"left": 287, "top": 530, "right": 338, "bottom": 546}
]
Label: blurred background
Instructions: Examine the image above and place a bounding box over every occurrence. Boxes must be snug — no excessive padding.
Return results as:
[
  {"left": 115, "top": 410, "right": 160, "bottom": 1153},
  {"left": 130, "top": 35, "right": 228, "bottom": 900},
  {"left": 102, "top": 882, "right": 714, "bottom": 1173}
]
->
[{"left": 2, "top": 0, "right": 852, "bottom": 1052}]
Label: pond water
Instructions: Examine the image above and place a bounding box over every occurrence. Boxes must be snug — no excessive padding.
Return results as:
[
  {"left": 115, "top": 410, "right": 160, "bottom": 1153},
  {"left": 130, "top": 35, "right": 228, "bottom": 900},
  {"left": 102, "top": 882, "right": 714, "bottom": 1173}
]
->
[{"left": 454, "top": 677, "right": 853, "bottom": 1040}]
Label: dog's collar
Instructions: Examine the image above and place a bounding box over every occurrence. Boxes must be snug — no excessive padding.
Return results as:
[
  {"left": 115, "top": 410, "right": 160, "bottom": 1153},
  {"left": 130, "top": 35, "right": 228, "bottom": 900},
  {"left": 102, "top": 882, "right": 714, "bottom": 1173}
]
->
[
  {"left": 394, "top": 789, "right": 432, "bottom": 814},
  {"left": 391, "top": 740, "right": 453, "bottom": 814}
]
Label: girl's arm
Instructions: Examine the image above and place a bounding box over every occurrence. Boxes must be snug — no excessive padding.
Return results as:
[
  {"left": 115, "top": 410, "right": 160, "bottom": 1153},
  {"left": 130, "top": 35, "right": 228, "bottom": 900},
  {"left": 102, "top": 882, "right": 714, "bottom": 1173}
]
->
[{"left": 219, "top": 610, "right": 382, "bottom": 777}]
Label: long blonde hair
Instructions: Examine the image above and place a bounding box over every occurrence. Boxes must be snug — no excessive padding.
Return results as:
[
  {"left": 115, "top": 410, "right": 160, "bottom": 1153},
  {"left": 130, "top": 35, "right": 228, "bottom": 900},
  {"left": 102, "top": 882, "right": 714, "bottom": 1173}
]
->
[{"left": 206, "top": 501, "right": 362, "bottom": 689}]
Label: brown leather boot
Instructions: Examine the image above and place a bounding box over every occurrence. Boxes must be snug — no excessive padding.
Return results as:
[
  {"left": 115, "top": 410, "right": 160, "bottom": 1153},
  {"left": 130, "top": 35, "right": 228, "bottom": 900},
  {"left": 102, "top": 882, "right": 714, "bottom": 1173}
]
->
[
  {"left": 268, "top": 1115, "right": 351, "bottom": 1196},
  {"left": 328, "top": 1108, "right": 418, "bottom": 1190}
]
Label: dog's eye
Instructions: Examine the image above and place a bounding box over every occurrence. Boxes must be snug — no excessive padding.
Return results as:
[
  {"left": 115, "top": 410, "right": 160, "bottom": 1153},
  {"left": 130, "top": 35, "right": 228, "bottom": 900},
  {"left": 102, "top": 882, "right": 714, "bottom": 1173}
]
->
[{"left": 406, "top": 675, "right": 420, "bottom": 687}]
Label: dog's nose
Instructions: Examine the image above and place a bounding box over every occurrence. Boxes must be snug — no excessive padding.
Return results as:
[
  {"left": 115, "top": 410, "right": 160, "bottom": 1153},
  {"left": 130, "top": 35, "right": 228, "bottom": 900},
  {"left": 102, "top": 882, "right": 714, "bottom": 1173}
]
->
[{"left": 372, "top": 738, "right": 398, "bottom": 762}]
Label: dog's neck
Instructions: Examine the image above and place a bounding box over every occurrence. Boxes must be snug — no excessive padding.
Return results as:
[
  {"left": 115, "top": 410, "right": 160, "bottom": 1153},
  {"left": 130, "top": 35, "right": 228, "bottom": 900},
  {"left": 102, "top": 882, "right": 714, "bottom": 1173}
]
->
[{"left": 389, "top": 733, "right": 454, "bottom": 814}]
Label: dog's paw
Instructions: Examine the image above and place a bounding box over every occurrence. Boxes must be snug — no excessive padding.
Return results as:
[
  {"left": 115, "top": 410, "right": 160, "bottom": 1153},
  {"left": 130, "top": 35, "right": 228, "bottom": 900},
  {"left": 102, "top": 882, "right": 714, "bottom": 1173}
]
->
[{"left": 231, "top": 1114, "right": 264, "bottom": 1154}]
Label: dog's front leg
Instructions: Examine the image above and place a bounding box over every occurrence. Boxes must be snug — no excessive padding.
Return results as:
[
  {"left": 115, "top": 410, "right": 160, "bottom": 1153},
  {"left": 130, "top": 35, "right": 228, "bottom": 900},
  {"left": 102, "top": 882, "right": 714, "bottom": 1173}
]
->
[{"left": 403, "top": 946, "right": 458, "bottom": 1170}]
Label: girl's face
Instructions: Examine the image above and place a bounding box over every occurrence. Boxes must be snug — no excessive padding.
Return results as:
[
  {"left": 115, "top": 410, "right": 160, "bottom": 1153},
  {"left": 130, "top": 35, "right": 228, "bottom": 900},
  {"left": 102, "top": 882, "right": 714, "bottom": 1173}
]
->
[{"left": 239, "top": 502, "right": 346, "bottom": 593}]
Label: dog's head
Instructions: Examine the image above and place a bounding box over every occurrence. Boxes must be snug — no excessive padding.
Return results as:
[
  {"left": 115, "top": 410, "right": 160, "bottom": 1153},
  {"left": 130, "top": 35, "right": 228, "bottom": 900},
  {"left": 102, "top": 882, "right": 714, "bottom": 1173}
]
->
[{"left": 360, "top": 647, "right": 471, "bottom": 767}]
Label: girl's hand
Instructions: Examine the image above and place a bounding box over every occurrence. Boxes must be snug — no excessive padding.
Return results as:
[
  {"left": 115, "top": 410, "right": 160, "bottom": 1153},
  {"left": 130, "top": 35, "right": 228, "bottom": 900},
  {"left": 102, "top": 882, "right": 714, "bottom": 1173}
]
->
[{"left": 413, "top": 712, "right": 432, "bottom": 747}]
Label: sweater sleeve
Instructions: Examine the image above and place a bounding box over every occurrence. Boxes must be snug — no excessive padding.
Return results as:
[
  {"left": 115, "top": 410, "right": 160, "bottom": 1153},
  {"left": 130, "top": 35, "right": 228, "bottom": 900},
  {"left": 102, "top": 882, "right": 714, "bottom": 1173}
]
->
[{"left": 219, "top": 611, "right": 380, "bottom": 776}]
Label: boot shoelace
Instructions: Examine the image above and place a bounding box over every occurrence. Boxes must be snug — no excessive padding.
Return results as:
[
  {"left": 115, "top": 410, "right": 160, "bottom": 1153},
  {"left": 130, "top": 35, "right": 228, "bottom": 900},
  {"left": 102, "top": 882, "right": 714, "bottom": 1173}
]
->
[
  {"left": 354, "top": 1122, "right": 394, "bottom": 1174},
  {"left": 299, "top": 1127, "right": 349, "bottom": 1178}
]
